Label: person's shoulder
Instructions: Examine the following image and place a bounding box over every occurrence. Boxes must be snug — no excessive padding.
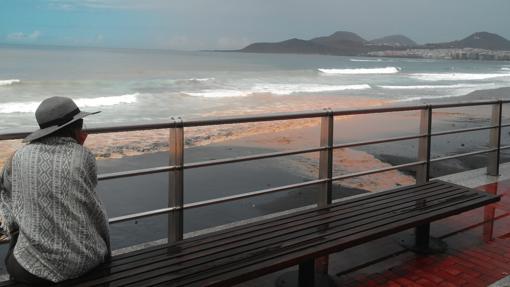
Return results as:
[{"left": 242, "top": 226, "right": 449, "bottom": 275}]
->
[{"left": 79, "top": 145, "right": 96, "bottom": 163}]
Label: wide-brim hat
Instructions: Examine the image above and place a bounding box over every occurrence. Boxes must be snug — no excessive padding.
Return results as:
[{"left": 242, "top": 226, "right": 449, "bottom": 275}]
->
[{"left": 23, "top": 96, "right": 100, "bottom": 143}]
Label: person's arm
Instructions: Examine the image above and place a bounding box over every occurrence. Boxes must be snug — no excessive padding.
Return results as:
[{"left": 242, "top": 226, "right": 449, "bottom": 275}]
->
[
  {"left": 0, "top": 154, "right": 17, "bottom": 235},
  {"left": 84, "top": 149, "right": 111, "bottom": 258}
]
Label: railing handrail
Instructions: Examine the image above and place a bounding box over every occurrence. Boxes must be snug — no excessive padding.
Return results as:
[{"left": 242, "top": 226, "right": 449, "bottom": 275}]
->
[{"left": 0, "top": 99, "right": 507, "bottom": 229}]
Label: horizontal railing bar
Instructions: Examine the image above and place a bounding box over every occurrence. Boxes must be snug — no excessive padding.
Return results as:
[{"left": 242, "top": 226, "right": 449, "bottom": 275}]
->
[
  {"left": 185, "top": 146, "right": 327, "bottom": 169},
  {"left": 431, "top": 100, "right": 509, "bottom": 109},
  {"left": 108, "top": 178, "right": 327, "bottom": 224},
  {"left": 109, "top": 206, "right": 178, "bottom": 224},
  {"left": 501, "top": 145, "right": 510, "bottom": 151},
  {"left": 3, "top": 100, "right": 507, "bottom": 140},
  {"left": 431, "top": 125, "right": 496, "bottom": 137},
  {"left": 332, "top": 133, "right": 425, "bottom": 150},
  {"left": 332, "top": 161, "right": 426, "bottom": 181},
  {"left": 329, "top": 105, "right": 426, "bottom": 117},
  {"left": 0, "top": 127, "right": 34, "bottom": 140},
  {"left": 184, "top": 179, "right": 327, "bottom": 210},
  {"left": 501, "top": 123, "right": 510, "bottom": 128},
  {"left": 184, "top": 110, "right": 331, "bottom": 127},
  {"left": 98, "top": 166, "right": 178, "bottom": 181},
  {"left": 98, "top": 147, "right": 327, "bottom": 181},
  {"left": 429, "top": 148, "right": 496, "bottom": 163}
]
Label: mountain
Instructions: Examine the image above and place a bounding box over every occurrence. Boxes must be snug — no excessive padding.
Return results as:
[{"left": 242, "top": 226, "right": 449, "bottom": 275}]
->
[
  {"left": 457, "top": 32, "right": 510, "bottom": 50},
  {"left": 239, "top": 38, "right": 337, "bottom": 55},
  {"left": 236, "top": 31, "right": 510, "bottom": 57},
  {"left": 368, "top": 35, "right": 417, "bottom": 47},
  {"left": 309, "top": 31, "right": 367, "bottom": 55},
  {"left": 430, "top": 32, "right": 510, "bottom": 50}
]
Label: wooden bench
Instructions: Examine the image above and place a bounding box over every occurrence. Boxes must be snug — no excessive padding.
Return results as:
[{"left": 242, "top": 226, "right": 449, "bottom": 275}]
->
[{"left": 0, "top": 180, "right": 500, "bottom": 286}]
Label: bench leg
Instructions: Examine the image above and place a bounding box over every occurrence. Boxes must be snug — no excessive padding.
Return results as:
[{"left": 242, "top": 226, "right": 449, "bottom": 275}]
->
[
  {"left": 275, "top": 260, "right": 336, "bottom": 287},
  {"left": 298, "top": 260, "right": 315, "bottom": 287},
  {"left": 399, "top": 223, "right": 448, "bottom": 254},
  {"left": 415, "top": 224, "right": 430, "bottom": 250}
]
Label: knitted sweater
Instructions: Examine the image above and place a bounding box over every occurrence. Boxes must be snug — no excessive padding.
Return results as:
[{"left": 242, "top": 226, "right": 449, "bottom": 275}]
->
[{"left": 0, "top": 136, "right": 110, "bottom": 282}]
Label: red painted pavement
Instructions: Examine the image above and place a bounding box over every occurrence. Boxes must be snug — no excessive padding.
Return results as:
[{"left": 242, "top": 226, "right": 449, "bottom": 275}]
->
[{"left": 339, "top": 180, "right": 510, "bottom": 287}]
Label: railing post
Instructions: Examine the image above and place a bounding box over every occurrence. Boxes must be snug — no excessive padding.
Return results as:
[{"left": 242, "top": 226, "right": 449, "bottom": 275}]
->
[
  {"left": 168, "top": 117, "right": 184, "bottom": 242},
  {"left": 319, "top": 109, "right": 334, "bottom": 207},
  {"left": 406, "top": 106, "right": 448, "bottom": 253},
  {"left": 416, "top": 106, "right": 432, "bottom": 184},
  {"left": 488, "top": 100, "right": 502, "bottom": 176},
  {"left": 316, "top": 109, "right": 334, "bottom": 275}
]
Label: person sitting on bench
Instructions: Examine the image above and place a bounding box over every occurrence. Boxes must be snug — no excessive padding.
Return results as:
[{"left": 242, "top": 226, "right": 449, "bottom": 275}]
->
[{"left": 0, "top": 97, "right": 110, "bottom": 285}]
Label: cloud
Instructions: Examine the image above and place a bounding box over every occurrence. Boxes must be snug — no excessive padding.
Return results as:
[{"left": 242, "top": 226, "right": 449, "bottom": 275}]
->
[{"left": 7, "top": 31, "right": 41, "bottom": 41}]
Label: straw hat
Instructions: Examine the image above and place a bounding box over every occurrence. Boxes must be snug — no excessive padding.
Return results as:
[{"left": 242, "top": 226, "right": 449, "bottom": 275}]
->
[{"left": 23, "top": 96, "right": 100, "bottom": 143}]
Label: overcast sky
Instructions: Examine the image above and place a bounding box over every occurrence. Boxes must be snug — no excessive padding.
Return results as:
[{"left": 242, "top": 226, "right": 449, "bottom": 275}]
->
[{"left": 1, "top": 0, "right": 509, "bottom": 50}]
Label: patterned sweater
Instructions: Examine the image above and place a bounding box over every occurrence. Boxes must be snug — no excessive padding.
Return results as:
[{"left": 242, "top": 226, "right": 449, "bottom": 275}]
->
[{"left": 0, "top": 136, "right": 110, "bottom": 282}]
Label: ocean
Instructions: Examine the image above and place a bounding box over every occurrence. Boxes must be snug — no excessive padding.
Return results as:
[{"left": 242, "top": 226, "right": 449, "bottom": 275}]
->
[{"left": 1, "top": 45, "right": 510, "bottom": 130}]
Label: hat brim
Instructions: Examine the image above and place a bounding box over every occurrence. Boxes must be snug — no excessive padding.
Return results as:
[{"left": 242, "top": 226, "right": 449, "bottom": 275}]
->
[{"left": 23, "top": 111, "right": 100, "bottom": 143}]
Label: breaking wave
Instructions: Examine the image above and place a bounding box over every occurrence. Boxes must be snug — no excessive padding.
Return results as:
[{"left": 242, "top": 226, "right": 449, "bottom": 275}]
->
[
  {"left": 379, "top": 83, "right": 496, "bottom": 90},
  {"left": 189, "top": 78, "right": 215, "bottom": 82},
  {"left": 182, "top": 84, "right": 372, "bottom": 98},
  {"left": 397, "top": 93, "right": 469, "bottom": 102},
  {"left": 0, "top": 79, "right": 21, "bottom": 86},
  {"left": 251, "top": 84, "right": 371, "bottom": 95},
  {"left": 0, "top": 93, "right": 139, "bottom": 114},
  {"left": 183, "top": 90, "right": 250, "bottom": 98},
  {"left": 410, "top": 73, "right": 510, "bottom": 81},
  {"left": 318, "top": 67, "right": 400, "bottom": 75},
  {"left": 349, "top": 58, "right": 383, "bottom": 62},
  {"left": 75, "top": 93, "right": 138, "bottom": 107}
]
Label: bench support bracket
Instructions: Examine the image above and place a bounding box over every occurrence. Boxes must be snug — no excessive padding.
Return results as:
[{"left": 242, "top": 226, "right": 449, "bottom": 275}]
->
[
  {"left": 275, "top": 259, "right": 336, "bottom": 287},
  {"left": 399, "top": 223, "right": 447, "bottom": 254}
]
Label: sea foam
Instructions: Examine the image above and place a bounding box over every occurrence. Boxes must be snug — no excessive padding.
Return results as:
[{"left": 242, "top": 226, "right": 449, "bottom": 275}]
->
[
  {"left": 189, "top": 78, "right": 215, "bottom": 82},
  {"left": 0, "top": 79, "right": 21, "bottom": 86},
  {"left": 75, "top": 93, "right": 138, "bottom": 107},
  {"left": 251, "top": 84, "right": 371, "bottom": 95},
  {"left": 398, "top": 93, "right": 469, "bottom": 102},
  {"left": 410, "top": 73, "right": 510, "bottom": 81},
  {"left": 183, "top": 84, "right": 372, "bottom": 98},
  {"left": 0, "top": 93, "right": 138, "bottom": 114},
  {"left": 183, "top": 90, "right": 251, "bottom": 98},
  {"left": 379, "top": 83, "right": 496, "bottom": 90},
  {"left": 349, "top": 58, "right": 383, "bottom": 62},
  {"left": 318, "top": 67, "right": 400, "bottom": 75}
]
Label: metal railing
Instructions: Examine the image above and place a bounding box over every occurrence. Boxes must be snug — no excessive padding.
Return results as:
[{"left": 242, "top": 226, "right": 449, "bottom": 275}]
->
[{"left": 1, "top": 99, "right": 509, "bottom": 242}]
